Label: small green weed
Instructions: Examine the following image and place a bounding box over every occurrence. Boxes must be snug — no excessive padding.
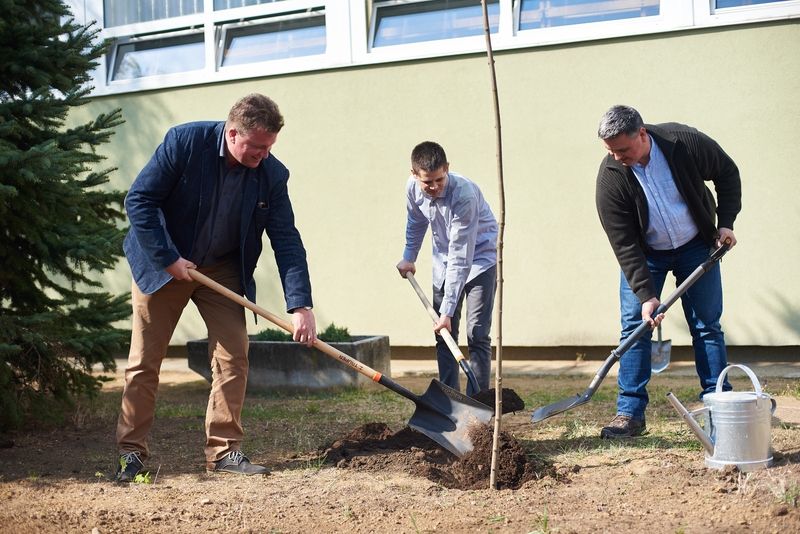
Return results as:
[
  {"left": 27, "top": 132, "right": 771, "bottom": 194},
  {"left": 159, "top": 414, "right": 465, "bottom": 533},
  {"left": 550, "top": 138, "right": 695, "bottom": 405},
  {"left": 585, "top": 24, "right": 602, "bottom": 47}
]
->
[
  {"left": 779, "top": 482, "right": 800, "bottom": 507},
  {"left": 409, "top": 512, "right": 421, "bottom": 534},
  {"left": 132, "top": 471, "right": 152, "bottom": 484},
  {"left": 529, "top": 506, "right": 549, "bottom": 533}
]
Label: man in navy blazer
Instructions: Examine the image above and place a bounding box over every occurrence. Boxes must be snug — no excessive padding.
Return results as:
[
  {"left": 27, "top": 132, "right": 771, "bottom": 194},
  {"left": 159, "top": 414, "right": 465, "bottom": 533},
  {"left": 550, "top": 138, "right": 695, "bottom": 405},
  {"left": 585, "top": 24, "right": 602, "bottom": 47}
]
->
[{"left": 115, "top": 94, "right": 315, "bottom": 481}]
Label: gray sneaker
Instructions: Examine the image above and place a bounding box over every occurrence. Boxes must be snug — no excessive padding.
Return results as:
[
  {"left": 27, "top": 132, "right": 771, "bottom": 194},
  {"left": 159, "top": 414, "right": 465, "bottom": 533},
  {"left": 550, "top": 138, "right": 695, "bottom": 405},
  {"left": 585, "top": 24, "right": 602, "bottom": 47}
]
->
[
  {"left": 600, "top": 415, "right": 646, "bottom": 439},
  {"left": 210, "top": 450, "right": 270, "bottom": 476},
  {"left": 115, "top": 451, "right": 145, "bottom": 482}
]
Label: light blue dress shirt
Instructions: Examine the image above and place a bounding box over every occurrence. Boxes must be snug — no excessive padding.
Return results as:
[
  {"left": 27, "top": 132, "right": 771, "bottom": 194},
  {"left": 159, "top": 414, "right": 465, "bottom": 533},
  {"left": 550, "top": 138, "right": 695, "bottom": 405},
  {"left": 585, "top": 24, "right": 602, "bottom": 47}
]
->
[
  {"left": 631, "top": 135, "right": 698, "bottom": 250},
  {"left": 402, "top": 172, "right": 498, "bottom": 317}
]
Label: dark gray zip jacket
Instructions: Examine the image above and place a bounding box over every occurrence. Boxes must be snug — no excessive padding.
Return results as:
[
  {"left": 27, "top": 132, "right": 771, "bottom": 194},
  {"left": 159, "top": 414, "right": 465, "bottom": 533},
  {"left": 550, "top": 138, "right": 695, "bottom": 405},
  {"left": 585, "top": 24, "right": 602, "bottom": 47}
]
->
[{"left": 595, "top": 122, "right": 741, "bottom": 303}]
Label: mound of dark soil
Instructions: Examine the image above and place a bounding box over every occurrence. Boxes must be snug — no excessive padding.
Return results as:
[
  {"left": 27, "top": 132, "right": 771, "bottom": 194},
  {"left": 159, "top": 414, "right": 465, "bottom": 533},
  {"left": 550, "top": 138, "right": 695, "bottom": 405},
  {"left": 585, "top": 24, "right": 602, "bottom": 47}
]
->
[
  {"left": 472, "top": 388, "right": 525, "bottom": 413},
  {"left": 322, "top": 422, "right": 553, "bottom": 490}
]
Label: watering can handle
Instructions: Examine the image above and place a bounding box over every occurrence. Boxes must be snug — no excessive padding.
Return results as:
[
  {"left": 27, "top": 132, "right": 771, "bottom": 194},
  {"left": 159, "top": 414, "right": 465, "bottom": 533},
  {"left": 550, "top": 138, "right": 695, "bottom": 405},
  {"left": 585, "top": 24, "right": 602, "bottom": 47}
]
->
[{"left": 715, "top": 364, "right": 763, "bottom": 396}]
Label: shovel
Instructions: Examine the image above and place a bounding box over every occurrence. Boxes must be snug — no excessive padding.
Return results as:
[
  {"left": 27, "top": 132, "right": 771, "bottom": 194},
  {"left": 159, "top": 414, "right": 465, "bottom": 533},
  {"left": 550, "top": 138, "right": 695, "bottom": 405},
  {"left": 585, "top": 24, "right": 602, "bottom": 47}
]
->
[
  {"left": 651, "top": 324, "right": 672, "bottom": 374},
  {"left": 187, "top": 269, "right": 493, "bottom": 457},
  {"left": 531, "top": 239, "right": 732, "bottom": 423},
  {"left": 404, "top": 272, "right": 482, "bottom": 396}
]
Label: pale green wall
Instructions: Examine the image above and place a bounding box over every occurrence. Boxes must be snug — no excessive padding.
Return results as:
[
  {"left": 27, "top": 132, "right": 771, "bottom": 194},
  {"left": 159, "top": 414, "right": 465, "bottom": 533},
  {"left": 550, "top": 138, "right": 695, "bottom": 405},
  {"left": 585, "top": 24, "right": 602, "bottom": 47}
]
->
[{"left": 72, "top": 21, "right": 800, "bottom": 348}]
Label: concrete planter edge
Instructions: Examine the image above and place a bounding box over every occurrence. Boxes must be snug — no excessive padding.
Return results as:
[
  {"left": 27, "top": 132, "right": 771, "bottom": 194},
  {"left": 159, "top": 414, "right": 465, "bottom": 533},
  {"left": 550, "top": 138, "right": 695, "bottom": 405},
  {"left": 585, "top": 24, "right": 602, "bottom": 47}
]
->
[{"left": 187, "top": 335, "right": 391, "bottom": 392}]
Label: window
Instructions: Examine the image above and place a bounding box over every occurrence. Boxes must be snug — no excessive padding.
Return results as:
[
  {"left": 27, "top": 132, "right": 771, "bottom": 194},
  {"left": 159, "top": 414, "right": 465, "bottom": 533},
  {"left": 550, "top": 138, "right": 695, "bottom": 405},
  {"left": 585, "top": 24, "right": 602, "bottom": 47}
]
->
[
  {"left": 110, "top": 31, "right": 205, "bottom": 81},
  {"left": 104, "top": 0, "right": 203, "bottom": 27},
  {"left": 715, "top": 0, "right": 792, "bottom": 7},
  {"left": 372, "top": 0, "right": 500, "bottom": 48},
  {"left": 518, "top": 0, "right": 659, "bottom": 30},
  {"left": 218, "top": 10, "right": 326, "bottom": 67},
  {"left": 214, "top": 0, "right": 288, "bottom": 9}
]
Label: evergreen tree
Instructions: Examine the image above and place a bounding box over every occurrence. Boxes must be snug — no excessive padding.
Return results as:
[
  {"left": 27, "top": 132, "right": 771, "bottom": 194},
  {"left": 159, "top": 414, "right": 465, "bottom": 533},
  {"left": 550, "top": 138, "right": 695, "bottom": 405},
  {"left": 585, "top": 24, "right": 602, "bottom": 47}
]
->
[{"left": 0, "top": 0, "right": 129, "bottom": 429}]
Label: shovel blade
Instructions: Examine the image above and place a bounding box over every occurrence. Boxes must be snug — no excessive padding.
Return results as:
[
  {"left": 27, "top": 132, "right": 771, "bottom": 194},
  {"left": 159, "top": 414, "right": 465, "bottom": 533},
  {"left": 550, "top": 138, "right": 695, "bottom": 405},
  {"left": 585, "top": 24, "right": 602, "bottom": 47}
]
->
[
  {"left": 651, "top": 339, "right": 672, "bottom": 374},
  {"left": 408, "top": 379, "right": 494, "bottom": 457},
  {"left": 530, "top": 391, "right": 592, "bottom": 423}
]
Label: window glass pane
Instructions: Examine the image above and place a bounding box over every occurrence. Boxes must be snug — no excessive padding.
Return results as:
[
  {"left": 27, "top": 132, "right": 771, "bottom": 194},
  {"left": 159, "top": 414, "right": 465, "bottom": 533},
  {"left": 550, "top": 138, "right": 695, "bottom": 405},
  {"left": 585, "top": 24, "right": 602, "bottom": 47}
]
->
[
  {"left": 112, "top": 34, "right": 205, "bottom": 80},
  {"left": 104, "top": 0, "right": 203, "bottom": 27},
  {"left": 519, "top": 0, "right": 659, "bottom": 30},
  {"left": 715, "top": 0, "right": 791, "bottom": 8},
  {"left": 214, "top": 0, "right": 287, "bottom": 9},
  {"left": 374, "top": 0, "right": 499, "bottom": 48},
  {"left": 220, "top": 14, "right": 326, "bottom": 66}
]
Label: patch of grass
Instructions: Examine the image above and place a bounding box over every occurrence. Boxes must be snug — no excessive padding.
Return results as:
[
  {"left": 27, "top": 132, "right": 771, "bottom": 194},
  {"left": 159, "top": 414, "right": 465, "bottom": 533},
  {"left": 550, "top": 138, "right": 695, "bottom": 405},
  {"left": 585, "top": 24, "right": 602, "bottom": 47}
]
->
[
  {"left": 242, "top": 404, "right": 305, "bottom": 421},
  {"left": 778, "top": 382, "right": 800, "bottom": 400},
  {"left": 529, "top": 506, "right": 550, "bottom": 533},
  {"left": 561, "top": 419, "right": 599, "bottom": 440},
  {"left": 155, "top": 403, "right": 205, "bottom": 418},
  {"left": 772, "top": 480, "right": 800, "bottom": 507},
  {"left": 304, "top": 454, "right": 327, "bottom": 471}
]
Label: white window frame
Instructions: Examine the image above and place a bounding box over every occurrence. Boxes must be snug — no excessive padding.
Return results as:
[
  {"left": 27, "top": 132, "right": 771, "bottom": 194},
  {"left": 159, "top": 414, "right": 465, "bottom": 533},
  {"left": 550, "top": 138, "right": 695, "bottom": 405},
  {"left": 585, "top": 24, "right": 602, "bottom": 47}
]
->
[
  {"left": 694, "top": 0, "right": 800, "bottom": 27},
  {"left": 60, "top": 0, "right": 800, "bottom": 96}
]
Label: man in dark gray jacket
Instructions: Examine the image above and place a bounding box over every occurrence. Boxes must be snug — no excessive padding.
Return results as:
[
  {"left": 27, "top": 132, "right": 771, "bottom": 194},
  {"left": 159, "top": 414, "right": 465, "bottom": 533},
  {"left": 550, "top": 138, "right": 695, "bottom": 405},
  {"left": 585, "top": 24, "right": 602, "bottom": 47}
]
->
[{"left": 595, "top": 105, "right": 741, "bottom": 438}]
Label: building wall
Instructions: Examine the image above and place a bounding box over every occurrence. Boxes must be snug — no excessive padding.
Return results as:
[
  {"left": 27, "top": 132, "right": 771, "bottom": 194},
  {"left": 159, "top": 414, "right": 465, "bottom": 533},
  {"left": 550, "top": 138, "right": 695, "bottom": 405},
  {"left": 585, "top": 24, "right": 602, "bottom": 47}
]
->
[{"left": 70, "top": 20, "right": 800, "bottom": 349}]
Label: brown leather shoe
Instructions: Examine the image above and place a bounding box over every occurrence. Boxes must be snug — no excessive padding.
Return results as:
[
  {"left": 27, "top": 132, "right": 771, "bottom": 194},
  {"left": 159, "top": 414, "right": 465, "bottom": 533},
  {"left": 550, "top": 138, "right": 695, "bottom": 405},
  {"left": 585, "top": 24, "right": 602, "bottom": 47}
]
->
[
  {"left": 209, "top": 451, "right": 270, "bottom": 476},
  {"left": 600, "top": 415, "right": 646, "bottom": 439}
]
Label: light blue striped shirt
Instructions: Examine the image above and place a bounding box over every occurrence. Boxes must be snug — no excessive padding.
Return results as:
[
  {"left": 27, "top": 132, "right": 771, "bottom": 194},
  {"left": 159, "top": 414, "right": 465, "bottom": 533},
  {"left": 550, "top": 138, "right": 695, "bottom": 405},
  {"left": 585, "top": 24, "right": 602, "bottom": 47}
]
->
[
  {"left": 403, "top": 172, "right": 497, "bottom": 317},
  {"left": 631, "top": 135, "right": 698, "bottom": 250}
]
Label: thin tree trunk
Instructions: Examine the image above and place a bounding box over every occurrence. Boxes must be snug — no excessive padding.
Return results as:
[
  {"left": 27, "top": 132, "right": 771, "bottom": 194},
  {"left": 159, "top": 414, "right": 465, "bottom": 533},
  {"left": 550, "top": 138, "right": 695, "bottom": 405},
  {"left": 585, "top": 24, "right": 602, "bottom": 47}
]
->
[{"left": 480, "top": 0, "right": 506, "bottom": 490}]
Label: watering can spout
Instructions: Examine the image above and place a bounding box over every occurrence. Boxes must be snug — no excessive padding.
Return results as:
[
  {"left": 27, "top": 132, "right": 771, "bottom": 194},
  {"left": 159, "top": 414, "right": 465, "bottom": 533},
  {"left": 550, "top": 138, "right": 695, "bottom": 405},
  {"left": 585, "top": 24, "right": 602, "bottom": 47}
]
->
[{"left": 666, "top": 392, "right": 715, "bottom": 455}]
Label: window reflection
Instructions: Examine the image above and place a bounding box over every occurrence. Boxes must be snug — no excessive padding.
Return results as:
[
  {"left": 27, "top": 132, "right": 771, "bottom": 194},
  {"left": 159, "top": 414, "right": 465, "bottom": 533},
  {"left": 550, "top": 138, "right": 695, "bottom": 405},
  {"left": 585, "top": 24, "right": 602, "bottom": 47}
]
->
[
  {"left": 373, "top": 0, "right": 500, "bottom": 48},
  {"left": 214, "top": 0, "right": 286, "bottom": 9},
  {"left": 104, "top": 0, "right": 203, "bottom": 27},
  {"left": 112, "top": 34, "right": 205, "bottom": 80},
  {"left": 220, "top": 14, "right": 326, "bottom": 66},
  {"left": 519, "top": 0, "right": 659, "bottom": 30},
  {"left": 715, "top": 0, "right": 790, "bottom": 8}
]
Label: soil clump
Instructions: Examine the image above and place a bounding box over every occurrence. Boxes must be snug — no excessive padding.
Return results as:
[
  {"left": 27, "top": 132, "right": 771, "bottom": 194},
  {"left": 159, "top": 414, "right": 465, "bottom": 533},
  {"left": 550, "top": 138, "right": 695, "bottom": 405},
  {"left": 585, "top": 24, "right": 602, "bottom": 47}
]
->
[
  {"left": 322, "top": 422, "right": 552, "bottom": 490},
  {"left": 472, "top": 387, "right": 525, "bottom": 413}
]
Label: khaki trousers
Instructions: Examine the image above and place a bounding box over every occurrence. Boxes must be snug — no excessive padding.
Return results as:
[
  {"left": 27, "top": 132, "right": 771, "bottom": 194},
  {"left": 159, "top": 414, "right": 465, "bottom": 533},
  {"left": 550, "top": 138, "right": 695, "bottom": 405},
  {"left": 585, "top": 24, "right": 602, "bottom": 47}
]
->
[{"left": 116, "top": 262, "right": 249, "bottom": 465}]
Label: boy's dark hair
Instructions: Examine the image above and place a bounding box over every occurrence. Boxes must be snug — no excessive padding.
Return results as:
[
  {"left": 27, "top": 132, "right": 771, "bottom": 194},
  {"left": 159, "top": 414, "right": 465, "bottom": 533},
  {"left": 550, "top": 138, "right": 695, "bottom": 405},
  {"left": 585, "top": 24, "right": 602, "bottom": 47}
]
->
[{"left": 411, "top": 141, "right": 448, "bottom": 173}]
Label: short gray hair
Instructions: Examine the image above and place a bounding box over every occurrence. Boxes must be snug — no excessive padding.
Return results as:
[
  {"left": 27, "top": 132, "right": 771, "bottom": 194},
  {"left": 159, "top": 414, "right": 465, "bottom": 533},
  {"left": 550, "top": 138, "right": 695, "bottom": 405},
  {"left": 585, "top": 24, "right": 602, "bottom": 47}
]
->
[{"left": 597, "top": 105, "right": 643, "bottom": 139}]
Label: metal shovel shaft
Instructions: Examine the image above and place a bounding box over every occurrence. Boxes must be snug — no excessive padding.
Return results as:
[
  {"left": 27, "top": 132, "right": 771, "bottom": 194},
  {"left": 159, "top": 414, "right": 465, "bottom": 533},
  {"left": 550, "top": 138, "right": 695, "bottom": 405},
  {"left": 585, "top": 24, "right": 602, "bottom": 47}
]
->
[{"left": 405, "top": 272, "right": 482, "bottom": 395}]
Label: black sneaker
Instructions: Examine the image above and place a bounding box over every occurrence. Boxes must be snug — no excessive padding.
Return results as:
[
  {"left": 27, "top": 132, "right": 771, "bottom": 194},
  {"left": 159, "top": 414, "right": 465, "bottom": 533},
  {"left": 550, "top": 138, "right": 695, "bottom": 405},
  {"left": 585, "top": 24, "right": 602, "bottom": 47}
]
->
[
  {"left": 115, "top": 451, "right": 144, "bottom": 482},
  {"left": 600, "top": 415, "right": 646, "bottom": 439},
  {"left": 210, "top": 450, "right": 270, "bottom": 476}
]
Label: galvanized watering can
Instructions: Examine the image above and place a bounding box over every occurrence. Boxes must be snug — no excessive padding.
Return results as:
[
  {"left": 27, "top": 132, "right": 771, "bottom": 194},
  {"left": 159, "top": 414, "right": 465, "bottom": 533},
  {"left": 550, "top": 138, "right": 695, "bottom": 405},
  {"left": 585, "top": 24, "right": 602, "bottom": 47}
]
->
[{"left": 666, "top": 364, "right": 776, "bottom": 472}]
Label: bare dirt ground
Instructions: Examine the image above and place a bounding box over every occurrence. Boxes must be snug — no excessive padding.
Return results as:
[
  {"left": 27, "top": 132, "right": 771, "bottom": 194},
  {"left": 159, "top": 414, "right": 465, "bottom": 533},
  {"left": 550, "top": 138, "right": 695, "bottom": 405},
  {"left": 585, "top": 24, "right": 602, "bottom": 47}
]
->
[{"left": 1, "top": 368, "right": 798, "bottom": 533}]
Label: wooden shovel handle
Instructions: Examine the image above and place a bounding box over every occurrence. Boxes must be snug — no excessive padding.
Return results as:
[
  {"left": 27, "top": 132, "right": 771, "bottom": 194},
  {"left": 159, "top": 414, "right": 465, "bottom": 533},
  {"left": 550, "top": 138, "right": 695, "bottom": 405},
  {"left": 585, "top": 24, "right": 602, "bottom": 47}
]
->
[
  {"left": 187, "top": 269, "right": 383, "bottom": 383},
  {"left": 405, "top": 272, "right": 466, "bottom": 364}
]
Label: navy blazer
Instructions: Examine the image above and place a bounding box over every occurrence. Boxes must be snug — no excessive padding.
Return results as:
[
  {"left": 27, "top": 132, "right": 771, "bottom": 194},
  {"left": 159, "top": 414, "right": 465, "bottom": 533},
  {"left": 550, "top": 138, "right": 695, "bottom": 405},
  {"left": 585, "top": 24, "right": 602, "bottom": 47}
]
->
[{"left": 123, "top": 121, "right": 312, "bottom": 311}]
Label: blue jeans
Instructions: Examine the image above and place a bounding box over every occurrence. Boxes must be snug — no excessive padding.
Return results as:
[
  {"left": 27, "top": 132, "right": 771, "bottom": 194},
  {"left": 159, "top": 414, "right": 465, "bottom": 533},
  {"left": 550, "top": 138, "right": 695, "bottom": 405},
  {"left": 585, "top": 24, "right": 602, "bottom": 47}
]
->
[
  {"left": 433, "top": 265, "right": 496, "bottom": 394},
  {"left": 616, "top": 235, "right": 730, "bottom": 419}
]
